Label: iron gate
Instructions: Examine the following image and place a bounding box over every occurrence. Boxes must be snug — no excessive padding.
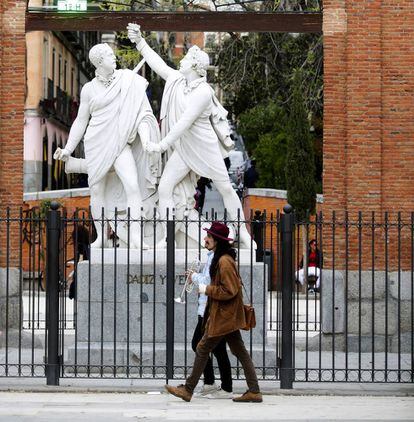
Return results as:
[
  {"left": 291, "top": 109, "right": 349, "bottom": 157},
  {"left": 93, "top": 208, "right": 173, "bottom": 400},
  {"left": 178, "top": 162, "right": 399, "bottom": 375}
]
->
[{"left": 0, "top": 204, "right": 413, "bottom": 386}]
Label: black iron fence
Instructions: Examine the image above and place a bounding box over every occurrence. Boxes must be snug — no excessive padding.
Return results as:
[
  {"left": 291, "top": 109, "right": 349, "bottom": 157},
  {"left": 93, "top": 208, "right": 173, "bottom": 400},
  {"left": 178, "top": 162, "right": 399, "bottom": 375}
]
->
[{"left": 0, "top": 204, "right": 413, "bottom": 386}]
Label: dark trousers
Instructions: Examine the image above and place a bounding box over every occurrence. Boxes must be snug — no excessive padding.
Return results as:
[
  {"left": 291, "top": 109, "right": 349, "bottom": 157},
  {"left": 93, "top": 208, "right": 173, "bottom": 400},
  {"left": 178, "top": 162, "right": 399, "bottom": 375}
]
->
[
  {"left": 191, "top": 316, "right": 232, "bottom": 392},
  {"left": 186, "top": 328, "right": 260, "bottom": 394}
]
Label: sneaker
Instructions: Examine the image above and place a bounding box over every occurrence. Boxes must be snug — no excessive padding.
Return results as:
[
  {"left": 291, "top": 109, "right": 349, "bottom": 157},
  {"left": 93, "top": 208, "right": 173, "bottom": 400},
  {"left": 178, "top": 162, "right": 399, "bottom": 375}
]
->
[
  {"left": 307, "top": 287, "right": 315, "bottom": 294},
  {"left": 232, "top": 391, "right": 263, "bottom": 403},
  {"left": 205, "top": 387, "right": 233, "bottom": 399},
  {"left": 193, "top": 382, "right": 218, "bottom": 397}
]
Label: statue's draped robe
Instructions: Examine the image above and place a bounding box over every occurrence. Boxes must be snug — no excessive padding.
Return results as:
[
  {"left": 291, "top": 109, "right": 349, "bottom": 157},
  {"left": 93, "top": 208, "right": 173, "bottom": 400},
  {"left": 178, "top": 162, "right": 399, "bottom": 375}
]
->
[
  {"left": 75, "top": 69, "right": 161, "bottom": 217},
  {"left": 160, "top": 70, "right": 229, "bottom": 181},
  {"left": 159, "top": 71, "right": 230, "bottom": 218}
]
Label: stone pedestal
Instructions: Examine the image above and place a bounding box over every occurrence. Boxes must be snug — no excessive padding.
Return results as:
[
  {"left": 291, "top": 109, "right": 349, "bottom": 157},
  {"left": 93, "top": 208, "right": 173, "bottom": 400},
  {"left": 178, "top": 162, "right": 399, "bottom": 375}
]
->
[
  {"left": 68, "top": 257, "right": 270, "bottom": 372},
  {"left": 0, "top": 268, "right": 21, "bottom": 331},
  {"left": 0, "top": 268, "right": 38, "bottom": 349},
  {"left": 312, "top": 270, "right": 412, "bottom": 352}
]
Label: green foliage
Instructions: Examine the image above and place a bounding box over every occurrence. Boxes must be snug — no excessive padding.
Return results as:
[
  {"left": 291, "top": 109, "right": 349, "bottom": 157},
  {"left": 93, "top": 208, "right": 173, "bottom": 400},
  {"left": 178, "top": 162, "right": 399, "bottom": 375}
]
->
[
  {"left": 29, "top": 200, "right": 61, "bottom": 219},
  {"left": 285, "top": 69, "right": 316, "bottom": 220},
  {"left": 115, "top": 31, "right": 141, "bottom": 69},
  {"left": 214, "top": 32, "right": 323, "bottom": 119},
  {"left": 213, "top": 31, "right": 323, "bottom": 192},
  {"left": 237, "top": 102, "right": 289, "bottom": 190},
  {"left": 254, "top": 132, "right": 288, "bottom": 189},
  {"left": 39, "top": 200, "right": 53, "bottom": 218},
  {"left": 238, "top": 102, "right": 287, "bottom": 153}
]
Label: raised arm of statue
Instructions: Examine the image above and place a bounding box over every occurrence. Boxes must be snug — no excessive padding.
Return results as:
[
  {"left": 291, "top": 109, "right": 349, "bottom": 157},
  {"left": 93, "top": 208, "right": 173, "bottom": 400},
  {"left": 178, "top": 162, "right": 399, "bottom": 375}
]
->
[{"left": 127, "top": 23, "right": 175, "bottom": 81}]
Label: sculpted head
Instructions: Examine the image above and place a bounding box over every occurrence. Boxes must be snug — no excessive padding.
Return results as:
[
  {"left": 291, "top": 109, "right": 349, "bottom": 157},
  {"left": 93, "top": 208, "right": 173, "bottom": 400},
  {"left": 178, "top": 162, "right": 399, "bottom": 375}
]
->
[
  {"left": 89, "top": 43, "right": 116, "bottom": 72},
  {"left": 179, "top": 46, "right": 210, "bottom": 78}
]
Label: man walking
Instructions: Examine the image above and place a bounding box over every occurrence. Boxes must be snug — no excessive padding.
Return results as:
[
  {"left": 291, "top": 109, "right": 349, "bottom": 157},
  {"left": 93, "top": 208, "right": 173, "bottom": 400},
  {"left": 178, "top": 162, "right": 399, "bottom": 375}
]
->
[
  {"left": 187, "top": 233, "right": 232, "bottom": 399},
  {"left": 166, "top": 222, "right": 262, "bottom": 403}
]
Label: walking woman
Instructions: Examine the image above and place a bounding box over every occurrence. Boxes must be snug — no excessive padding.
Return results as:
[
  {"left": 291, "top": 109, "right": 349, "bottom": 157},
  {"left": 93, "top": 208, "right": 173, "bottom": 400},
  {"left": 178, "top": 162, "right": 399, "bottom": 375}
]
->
[{"left": 165, "top": 222, "right": 262, "bottom": 403}]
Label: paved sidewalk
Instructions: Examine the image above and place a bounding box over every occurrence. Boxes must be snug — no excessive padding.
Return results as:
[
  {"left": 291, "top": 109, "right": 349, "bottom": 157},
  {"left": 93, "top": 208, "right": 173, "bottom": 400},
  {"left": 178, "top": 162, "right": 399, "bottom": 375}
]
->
[
  {"left": 0, "top": 379, "right": 413, "bottom": 421},
  {"left": 0, "top": 390, "right": 413, "bottom": 421}
]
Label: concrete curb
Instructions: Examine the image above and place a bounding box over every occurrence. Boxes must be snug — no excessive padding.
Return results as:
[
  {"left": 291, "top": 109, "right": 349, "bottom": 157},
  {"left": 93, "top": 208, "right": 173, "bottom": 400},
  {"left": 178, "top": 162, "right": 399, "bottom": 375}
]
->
[{"left": 0, "top": 379, "right": 412, "bottom": 397}]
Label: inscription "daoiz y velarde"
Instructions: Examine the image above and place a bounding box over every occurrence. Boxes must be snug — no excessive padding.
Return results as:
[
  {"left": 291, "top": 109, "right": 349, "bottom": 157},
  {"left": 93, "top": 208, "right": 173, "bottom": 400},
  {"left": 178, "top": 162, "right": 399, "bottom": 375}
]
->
[{"left": 126, "top": 274, "right": 188, "bottom": 285}]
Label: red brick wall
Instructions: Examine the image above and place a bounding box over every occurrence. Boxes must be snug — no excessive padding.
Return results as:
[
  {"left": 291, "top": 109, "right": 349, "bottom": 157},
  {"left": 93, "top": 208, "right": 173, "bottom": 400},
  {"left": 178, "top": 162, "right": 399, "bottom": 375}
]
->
[
  {"left": 21, "top": 196, "right": 91, "bottom": 273},
  {"left": 24, "top": 196, "right": 91, "bottom": 216},
  {"left": 323, "top": 1, "right": 414, "bottom": 270},
  {"left": 381, "top": 1, "right": 414, "bottom": 214},
  {"left": 324, "top": 1, "right": 414, "bottom": 216},
  {"left": 0, "top": 1, "right": 26, "bottom": 266}
]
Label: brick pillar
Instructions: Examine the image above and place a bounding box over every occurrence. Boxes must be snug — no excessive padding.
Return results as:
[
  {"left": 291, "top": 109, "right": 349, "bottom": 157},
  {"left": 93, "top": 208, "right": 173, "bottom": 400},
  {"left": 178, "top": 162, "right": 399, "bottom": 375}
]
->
[
  {"left": 381, "top": 1, "right": 414, "bottom": 215},
  {"left": 0, "top": 1, "right": 26, "bottom": 267},
  {"left": 323, "top": 0, "right": 414, "bottom": 216},
  {"left": 322, "top": 1, "right": 348, "bottom": 214},
  {"left": 322, "top": 1, "right": 349, "bottom": 268},
  {"left": 345, "top": 1, "right": 383, "bottom": 215},
  {"left": 322, "top": 1, "right": 414, "bottom": 270},
  {"left": 323, "top": 0, "right": 384, "bottom": 217}
]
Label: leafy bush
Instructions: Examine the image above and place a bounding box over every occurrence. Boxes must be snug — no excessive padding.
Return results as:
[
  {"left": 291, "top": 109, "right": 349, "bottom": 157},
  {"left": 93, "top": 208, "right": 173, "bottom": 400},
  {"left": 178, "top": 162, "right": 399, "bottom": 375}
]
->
[{"left": 254, "top": 132, "right": 288, "bottom": 189}]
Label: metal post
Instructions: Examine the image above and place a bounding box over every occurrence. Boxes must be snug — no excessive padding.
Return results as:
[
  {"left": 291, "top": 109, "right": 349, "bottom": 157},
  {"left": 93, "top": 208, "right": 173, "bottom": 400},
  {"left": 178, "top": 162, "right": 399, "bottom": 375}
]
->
[
  {"left": 46, "top": 201, "right": 61, "bottom": 386},
  {"left": 281, "top": 204, "right": 294, "bottom": 389},
  {"left": 166, "top": 210, "right": 175, "bottom": 381},
  {"left": 252, "top": 210, "right": 264, "bottom": 262}
]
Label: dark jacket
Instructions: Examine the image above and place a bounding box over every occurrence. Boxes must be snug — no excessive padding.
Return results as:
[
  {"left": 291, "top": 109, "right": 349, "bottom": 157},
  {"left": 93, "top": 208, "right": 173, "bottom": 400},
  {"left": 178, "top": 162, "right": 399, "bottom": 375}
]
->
[
  {"left": 204, "top": 254, "right": 246, "bottom": 337},
  {"left": 299, "top": 248, "right": 322, "bottom": 269}
]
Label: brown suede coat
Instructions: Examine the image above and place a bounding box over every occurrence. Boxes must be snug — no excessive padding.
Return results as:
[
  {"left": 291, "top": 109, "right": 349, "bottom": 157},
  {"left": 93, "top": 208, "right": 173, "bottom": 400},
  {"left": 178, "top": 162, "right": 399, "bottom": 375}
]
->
[{"left": 204, "top": 254, "right": 246, "bottom": 337}]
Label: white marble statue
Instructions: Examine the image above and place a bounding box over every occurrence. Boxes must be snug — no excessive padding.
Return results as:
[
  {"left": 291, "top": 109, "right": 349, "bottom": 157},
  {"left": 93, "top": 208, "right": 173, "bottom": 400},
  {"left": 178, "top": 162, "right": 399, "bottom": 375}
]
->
[
  {"left": 53, "top": 43, "right": 161, "bottom": 249},
  {"left": 127, "top": 24, "right": 255, "bottom": 248}
]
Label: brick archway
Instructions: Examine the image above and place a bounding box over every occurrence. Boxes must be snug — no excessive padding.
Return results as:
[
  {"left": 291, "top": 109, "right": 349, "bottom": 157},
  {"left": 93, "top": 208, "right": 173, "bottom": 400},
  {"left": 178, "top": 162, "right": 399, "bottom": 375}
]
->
[{"left": 1, "top": 1, "right": 414, "bottom": 264}]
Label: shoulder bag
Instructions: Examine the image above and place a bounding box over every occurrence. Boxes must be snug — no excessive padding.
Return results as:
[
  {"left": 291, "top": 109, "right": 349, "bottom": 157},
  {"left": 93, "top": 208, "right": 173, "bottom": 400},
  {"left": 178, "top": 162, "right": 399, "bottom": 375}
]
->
[{"left": 241, "top": 281, "right": 256, "bottom": 331}]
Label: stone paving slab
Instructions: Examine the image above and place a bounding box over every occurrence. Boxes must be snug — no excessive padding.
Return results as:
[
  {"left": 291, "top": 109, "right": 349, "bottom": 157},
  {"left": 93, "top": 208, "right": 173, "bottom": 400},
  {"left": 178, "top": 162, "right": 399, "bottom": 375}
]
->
[{"left": 0, "top": 391, "right": 413, "bottom": 421}]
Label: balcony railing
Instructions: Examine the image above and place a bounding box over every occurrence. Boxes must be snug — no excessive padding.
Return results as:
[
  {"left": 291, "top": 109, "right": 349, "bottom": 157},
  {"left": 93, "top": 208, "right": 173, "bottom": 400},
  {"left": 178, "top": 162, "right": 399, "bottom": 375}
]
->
[{"left": 40, "top": 78, "right": 79, "bottom": 127}]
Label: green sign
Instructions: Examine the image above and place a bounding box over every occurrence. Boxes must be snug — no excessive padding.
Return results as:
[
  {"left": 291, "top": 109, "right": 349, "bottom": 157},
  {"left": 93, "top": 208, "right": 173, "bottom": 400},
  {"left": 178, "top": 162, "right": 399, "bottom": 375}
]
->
[{"left": 57, "top": 0, "right": 87, "bottom": 11}]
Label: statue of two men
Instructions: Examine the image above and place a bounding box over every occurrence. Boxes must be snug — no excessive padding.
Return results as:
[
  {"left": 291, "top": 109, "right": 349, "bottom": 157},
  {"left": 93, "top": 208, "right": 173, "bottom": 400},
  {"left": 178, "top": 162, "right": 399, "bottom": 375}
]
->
[{"left": 55, "top": 25, "right": 255, "bottom": 249}]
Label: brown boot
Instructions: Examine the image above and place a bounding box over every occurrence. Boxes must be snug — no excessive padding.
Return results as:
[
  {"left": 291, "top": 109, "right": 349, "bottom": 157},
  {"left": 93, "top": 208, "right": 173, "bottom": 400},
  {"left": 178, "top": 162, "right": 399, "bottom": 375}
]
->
[
  {"left": 165, "top": 384, "right": 192, "bottom": 402},
  {"left": 232, "top": 391, "right": 263, "bottom": 403}
]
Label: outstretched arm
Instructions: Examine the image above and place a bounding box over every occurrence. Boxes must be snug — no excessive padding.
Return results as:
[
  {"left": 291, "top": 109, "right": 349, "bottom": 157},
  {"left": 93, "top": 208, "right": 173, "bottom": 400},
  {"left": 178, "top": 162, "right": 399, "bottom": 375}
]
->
[
  {"left": 127, "top": 24, "right": 175, "bottom": 81},
  {"left": 154, "top": 85, "right": 211, "bottom": 152},
  {"left": 54, "top": 86, "right": 91, "bottom": 161},
  {"left": 66, "top": 87, "right": 91, "bottom": 152}
]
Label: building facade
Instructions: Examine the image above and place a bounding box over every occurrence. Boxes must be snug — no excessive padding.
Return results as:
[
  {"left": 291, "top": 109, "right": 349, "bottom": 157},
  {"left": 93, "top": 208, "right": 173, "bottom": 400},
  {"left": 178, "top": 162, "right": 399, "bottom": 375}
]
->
[
  {"left": 1, "top": 3, "right": 414, "bottom": 205},
  {"left": 24, "top": 23, "right": 99, "bottom": 192}
]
